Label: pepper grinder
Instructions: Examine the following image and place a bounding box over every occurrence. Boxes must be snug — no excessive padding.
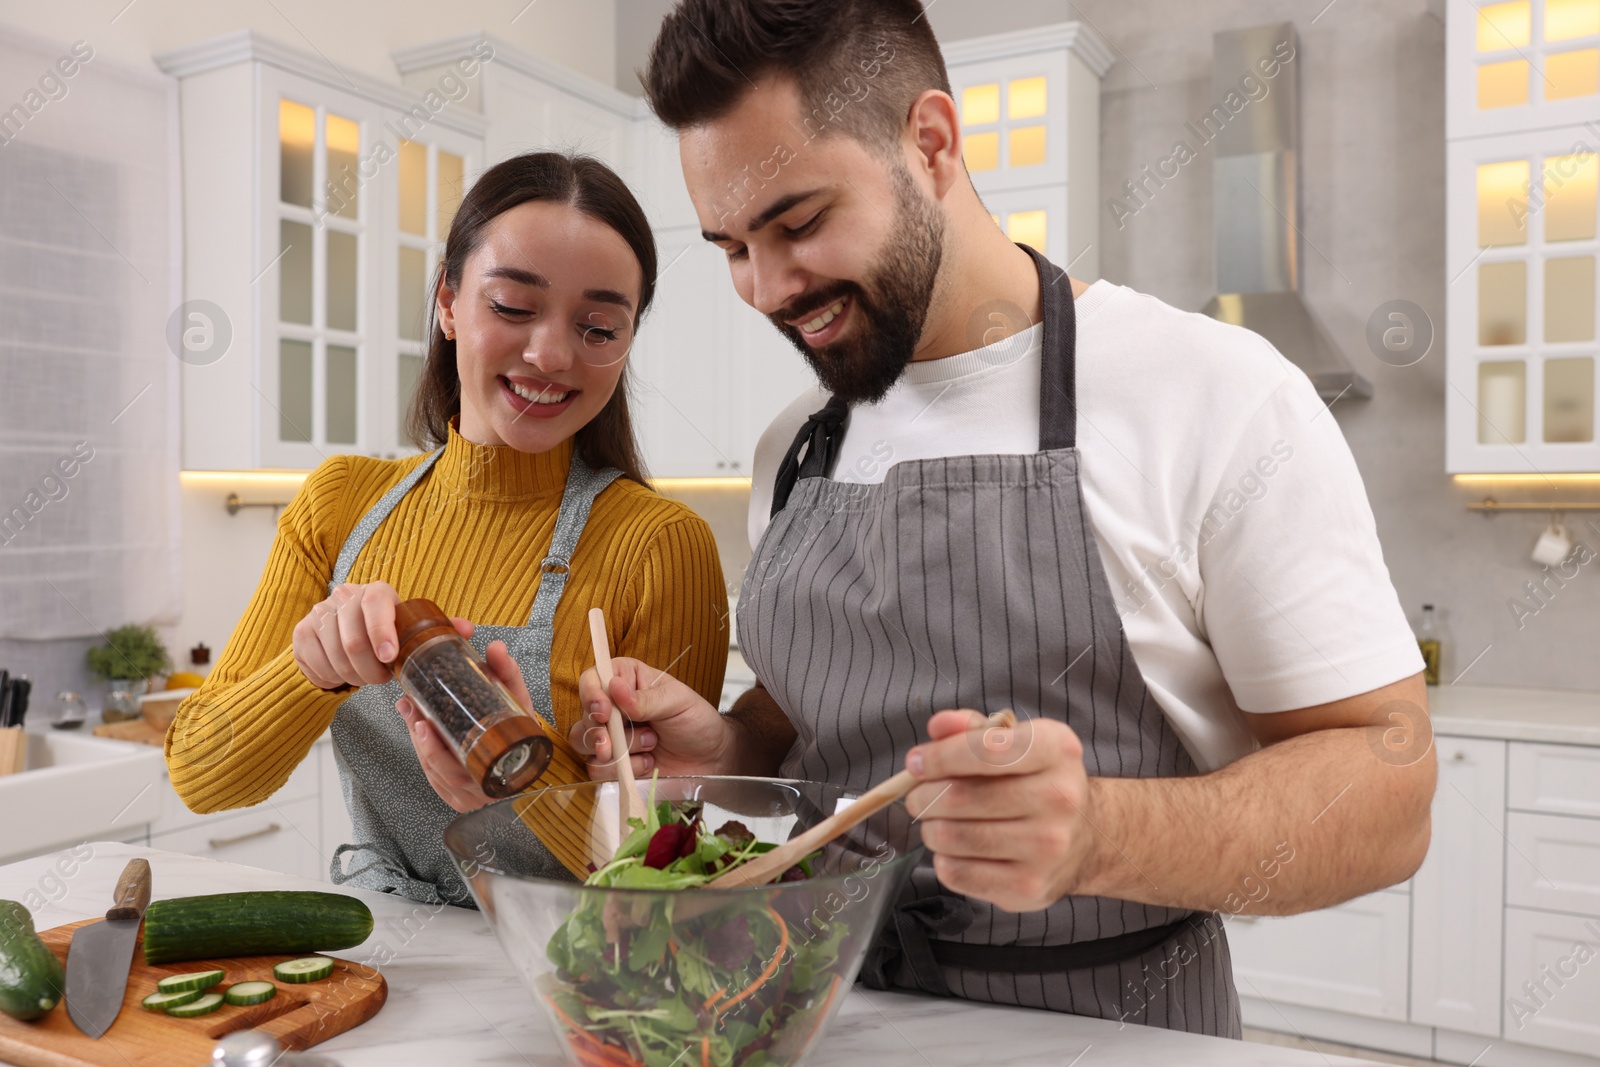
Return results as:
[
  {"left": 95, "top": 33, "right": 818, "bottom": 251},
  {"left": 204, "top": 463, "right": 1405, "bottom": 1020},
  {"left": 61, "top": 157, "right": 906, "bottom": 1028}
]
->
[{"left": 390, "top": 598, "right": 553, "bottom": 798}]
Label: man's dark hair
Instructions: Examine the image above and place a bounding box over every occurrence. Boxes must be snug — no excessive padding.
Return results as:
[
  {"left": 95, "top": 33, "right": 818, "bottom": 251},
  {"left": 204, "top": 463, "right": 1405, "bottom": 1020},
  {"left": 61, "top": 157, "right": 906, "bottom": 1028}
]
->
[{"left": 643, "top": 0, "right": 952, "bottom": 150}]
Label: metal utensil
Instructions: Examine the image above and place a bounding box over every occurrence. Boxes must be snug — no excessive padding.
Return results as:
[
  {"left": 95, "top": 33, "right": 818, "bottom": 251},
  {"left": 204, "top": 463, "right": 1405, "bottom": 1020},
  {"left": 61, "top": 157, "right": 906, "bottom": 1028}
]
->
[
  {"left": 64, "top": 857, "right": 151, "bottom": 1038},
  {"left": 208, "top": 1030, "right": 343, "bottom": 1067}
]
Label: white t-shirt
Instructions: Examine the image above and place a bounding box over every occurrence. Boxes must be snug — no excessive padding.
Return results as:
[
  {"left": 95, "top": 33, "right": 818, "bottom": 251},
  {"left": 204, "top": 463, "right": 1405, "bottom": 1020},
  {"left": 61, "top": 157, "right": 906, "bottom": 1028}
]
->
[{"left": 747, "top": 281, "right": 1422, "bottom": 772}]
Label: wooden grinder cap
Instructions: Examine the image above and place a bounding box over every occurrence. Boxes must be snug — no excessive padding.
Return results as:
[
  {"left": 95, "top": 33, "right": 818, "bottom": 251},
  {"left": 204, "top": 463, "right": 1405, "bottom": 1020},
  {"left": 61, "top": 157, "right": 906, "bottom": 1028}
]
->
[{"left": 391, "top": 598, "right": 455, "bottom": 673}]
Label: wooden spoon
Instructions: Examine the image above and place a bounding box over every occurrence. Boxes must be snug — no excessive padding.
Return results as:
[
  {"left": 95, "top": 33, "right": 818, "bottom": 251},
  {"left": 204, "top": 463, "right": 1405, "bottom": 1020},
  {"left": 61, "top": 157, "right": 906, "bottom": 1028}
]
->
[
  {"left": 706, "top": 709, "right": 1018, "bottom": 889},
  {"left": 589, "top": 607, "right": 646, "bottom": 840}
]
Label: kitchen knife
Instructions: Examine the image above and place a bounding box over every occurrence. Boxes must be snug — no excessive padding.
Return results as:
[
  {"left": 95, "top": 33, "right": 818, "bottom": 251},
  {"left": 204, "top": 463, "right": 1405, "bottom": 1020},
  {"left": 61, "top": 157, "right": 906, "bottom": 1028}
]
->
[
  {"left": 10, "top": 677, "right": 30, "bottom": 725},
  {"left": 65, "top": 858, "right": 151, "bottom": 1039}
]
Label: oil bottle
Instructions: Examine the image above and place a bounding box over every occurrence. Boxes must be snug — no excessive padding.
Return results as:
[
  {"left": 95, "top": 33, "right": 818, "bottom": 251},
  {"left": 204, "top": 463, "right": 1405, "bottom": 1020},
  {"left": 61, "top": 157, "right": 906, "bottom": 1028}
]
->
[{"left": 1417, "top": 604, "right": 1442, "bottom": 686}]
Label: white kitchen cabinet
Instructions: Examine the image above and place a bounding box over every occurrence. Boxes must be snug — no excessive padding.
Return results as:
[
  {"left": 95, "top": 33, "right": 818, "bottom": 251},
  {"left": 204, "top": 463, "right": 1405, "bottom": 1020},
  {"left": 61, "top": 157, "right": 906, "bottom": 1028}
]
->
[
  {"left": 942, "top": 24, "right": 1110, "bottom": 280},
  {"left": 629, "top": 232, "right": 745, "bottom": 477},
  {"left": 158, "top": 31, "right": 487, "bottom": 471},
  {"left": 1510, "top": 741, "right": 1600, "bottom": 817},
  {"left": 149, "top": 733, "right": 345, "bottom": 885},
  {"left": 1444, "top": 0, "right": 1600, "bottom": 474},
  {"left": 393, "top": 31, "right": 643, "bottom": 179},
  {"left": 1503, "top": 906, "right": 1600, "bottom": 1057},
  {"left": 1506, "top": 809, "right": 1600, "bottom": 916},
  {"left": 1226, "top": 890, "right": 1412, "bottom": 1021},
  {"left": 150, "top": 736, "right": 320, "bottom": 838},
  {"left": 1446, "top": 0, "right": 1600, "bottom": 140},
  {"left": 1411, "top": 736, "right": 1508, "bottom": 1036},
  {"left": 154, "top": 795, "right": 325, "bottom": 884},
  {"left": 1243, "top": 717, "right": 1600, "bottom": 1066},
  {"left": 320, "top": 739, "right": 355, "bottom": 883},
  {"left": 170, "top": 27, "right": 1110, "bottom": 478},
  {"left": 626, "top": 228, "right": 823, "bottom": 478}
]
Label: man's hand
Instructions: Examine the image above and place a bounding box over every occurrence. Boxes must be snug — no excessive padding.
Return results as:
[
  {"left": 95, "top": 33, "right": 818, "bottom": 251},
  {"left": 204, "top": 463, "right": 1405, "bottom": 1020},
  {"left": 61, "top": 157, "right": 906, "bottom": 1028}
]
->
[
  {"left": 570, "top": 657, "right": 735, "bottom": 780},
  {"left": 904, "top": 710, "right": 1100, "bottom": 913},
  {"left": 395, "top": 617, "right": 532, "bottom": 813}
]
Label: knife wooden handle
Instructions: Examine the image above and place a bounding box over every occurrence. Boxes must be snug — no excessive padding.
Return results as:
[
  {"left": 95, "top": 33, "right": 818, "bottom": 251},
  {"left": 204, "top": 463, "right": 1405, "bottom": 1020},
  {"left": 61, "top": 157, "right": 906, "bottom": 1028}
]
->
[{"left": 106, "top": 858, "right": 151, "bottom": 921}]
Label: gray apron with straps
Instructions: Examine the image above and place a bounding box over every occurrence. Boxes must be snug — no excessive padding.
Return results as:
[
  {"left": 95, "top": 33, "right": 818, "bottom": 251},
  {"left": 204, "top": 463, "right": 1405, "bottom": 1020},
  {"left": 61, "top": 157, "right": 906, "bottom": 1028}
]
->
[
  {"left": 737, "top": 246, "right": 1241, "bottom": 1035},
  {"left": 324, "top": 446, "right": 619, "bottom": 907}
]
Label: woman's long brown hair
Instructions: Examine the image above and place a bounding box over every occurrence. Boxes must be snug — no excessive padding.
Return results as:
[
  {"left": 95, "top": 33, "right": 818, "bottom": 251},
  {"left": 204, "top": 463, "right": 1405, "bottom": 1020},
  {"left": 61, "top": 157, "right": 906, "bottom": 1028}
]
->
[{"left": 406, "top": 152, "right": 655, "bottom": 484}]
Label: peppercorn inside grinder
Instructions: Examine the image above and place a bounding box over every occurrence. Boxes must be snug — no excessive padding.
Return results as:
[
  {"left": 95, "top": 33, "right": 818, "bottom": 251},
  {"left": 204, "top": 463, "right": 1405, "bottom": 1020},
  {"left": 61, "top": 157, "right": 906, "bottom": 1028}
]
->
[{"left": 390, "top": 598, "right": 553, "bottom": 798}]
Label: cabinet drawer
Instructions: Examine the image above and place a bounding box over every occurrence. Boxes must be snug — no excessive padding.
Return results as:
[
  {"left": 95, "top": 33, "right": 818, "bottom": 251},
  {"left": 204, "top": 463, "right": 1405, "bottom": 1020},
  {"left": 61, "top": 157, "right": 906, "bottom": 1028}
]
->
[
  {"left": 1226, "top": 891, "right": 1411, "bottom": 1021},
  {"left": 1509, "top": 743, "right": 1600, "bottom": 819},
  {"left": 1503, "top": 907, "right": 1600, "bottom": 1057},
  {"left": 151, "top": 743, "right": 320, "bottom": 837},
  {"left": 1507, "top": 811, "right": 1600, "bottom": 918},
  {"left": 153, "top": 796, "right": 323, "bottom": 881}
]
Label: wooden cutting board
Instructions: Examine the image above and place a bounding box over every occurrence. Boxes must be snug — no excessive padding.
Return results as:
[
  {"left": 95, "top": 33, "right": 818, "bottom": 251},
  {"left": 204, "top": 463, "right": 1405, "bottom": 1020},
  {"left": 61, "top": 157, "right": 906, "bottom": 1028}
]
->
[{"left": 0, "top": 918, "right": 386, "bottom": 1067}]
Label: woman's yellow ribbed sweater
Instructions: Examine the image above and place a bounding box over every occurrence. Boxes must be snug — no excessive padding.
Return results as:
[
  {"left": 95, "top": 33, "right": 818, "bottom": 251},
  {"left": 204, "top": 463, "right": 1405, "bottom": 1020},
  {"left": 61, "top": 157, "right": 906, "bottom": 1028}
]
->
[{"left": 166, "top": 424, "right": 729, "bottom": 813}]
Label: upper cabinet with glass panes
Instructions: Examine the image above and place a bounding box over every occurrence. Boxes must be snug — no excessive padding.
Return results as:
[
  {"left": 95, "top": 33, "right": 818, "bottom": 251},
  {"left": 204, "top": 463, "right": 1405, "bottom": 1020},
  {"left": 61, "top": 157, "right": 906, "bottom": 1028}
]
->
[
  {"left": 1446, "top": 0, "right": 1600, "bottom": 472},
  {"left": 941, "top": 25, "right": 1113, "bottom": 278},
  {"left": 156, "top": 32, "right": 486, "bottom": 470},
  {"left": 1450, "top": 0, "right": 1600, "bottom": 138}
]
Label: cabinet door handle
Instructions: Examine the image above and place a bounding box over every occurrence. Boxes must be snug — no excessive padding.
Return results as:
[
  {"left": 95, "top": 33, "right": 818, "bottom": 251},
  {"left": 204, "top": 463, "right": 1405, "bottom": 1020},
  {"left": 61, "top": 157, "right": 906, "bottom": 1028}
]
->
[
  {"left": 1451, "top": 751, "right": 1468, "bottom": 762},
  {"left": 209, "top": 823, "right": 281, "bottom": 849}
]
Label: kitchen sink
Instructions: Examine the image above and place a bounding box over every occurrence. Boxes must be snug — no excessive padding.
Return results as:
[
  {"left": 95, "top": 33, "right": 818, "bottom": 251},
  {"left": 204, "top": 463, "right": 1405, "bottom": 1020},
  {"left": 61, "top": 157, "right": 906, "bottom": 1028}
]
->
[{"left": 0, "top": 731, "right": 166, "bottom": 864}]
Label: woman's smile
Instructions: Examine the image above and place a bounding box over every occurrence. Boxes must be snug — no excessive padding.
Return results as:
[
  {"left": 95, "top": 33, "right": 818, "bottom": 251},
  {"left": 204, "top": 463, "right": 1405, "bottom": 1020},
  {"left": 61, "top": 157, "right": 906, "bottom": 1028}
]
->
[{"left": 499, "top": 373, "right": 578, "bottom": 419}]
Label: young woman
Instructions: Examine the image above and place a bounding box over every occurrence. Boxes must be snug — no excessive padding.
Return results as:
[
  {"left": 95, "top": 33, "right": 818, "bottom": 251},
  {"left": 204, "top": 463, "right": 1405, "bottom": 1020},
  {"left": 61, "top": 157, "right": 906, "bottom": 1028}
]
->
[{"left": 166, "top": 152, "right": 729, "bottom": 906}]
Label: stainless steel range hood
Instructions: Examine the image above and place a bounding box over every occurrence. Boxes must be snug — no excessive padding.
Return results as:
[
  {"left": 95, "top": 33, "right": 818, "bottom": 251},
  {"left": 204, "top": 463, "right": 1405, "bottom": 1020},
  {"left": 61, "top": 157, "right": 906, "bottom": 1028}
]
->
[{"left": 1201, "top": 24, "right": 1373, "bottom": 401}]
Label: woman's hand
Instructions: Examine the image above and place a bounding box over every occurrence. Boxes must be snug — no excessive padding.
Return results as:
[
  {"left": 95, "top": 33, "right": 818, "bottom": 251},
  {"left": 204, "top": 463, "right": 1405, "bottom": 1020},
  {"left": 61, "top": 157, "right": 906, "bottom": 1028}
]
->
[
  {"left": 397, "top": 617, "right": 537, "bottom": 813},
  {"left": 293, "top": 581, "right": 406, "bottom": 689},
  {"left": 570, "top": 657, "right": 731, "bottom": 780}
]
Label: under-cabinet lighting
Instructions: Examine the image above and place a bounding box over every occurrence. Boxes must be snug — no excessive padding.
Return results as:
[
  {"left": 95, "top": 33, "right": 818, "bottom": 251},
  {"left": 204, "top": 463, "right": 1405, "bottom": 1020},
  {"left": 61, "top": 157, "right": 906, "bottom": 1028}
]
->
[
  {"left": 181, "top": 470, "right": 311, "bottom": 486},
  {"left": 654, "top": 478, "right": 753, "bottom": 491},
  {"left": 1452, "top": 473, "right": 1600, "bottom": 486}
]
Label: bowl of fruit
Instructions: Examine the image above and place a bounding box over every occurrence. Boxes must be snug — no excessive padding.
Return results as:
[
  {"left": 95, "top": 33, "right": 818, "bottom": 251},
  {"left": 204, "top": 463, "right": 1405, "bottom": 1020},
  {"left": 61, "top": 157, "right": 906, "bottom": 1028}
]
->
[{"left": 443, "top": 776, "right": 924, "bottom": 1067}]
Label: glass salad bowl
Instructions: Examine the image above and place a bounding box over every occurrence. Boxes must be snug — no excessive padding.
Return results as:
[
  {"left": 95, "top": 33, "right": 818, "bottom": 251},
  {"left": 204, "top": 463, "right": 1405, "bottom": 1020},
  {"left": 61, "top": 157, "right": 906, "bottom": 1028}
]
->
[{"left": 442, "top": 776, "right": 924, "bottom": 1067}]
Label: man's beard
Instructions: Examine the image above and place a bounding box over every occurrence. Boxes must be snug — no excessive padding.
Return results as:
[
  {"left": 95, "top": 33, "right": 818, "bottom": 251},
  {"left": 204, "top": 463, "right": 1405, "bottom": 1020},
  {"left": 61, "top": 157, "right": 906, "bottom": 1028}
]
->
[{"left": 769, "top": 165, "right": 945, "bottom": 405}]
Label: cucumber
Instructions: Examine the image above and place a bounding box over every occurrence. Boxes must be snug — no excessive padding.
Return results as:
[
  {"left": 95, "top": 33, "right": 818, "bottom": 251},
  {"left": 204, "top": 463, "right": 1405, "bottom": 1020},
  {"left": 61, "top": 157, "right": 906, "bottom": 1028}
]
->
[
  {"left": 142, "top": 989, "right": 202, "bottom": 1012},
  {"left": 222, "top": 981, "right": 276, "bottom": 1006},
  {"left": 0, "top": 900, "right": 65, "bottom": 1021},
  {"left": 165, "top": 992, "right": 224, "bottom": 1018},
  {"left": 142, "top": 892, "right": 373, "bottom": 965},
  {"left": 273, "top": 956, "right": 334, "bottom": 983},
  {"left": 156, "top": 969, "right": 225, "bottom": 994}
]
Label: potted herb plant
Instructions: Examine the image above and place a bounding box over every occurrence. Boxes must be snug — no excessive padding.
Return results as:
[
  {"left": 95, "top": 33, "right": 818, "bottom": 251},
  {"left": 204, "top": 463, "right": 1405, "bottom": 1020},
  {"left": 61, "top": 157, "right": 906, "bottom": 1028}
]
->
[{"left": 87, "top": 625, "right": 171, "bottom": 722}]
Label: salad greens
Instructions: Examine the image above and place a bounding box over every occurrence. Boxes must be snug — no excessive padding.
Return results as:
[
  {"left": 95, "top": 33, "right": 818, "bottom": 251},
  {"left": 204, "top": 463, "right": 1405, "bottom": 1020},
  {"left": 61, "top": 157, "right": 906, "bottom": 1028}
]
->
[{"left": 544, "top": 779, "right": 850, "bottom": 1067}]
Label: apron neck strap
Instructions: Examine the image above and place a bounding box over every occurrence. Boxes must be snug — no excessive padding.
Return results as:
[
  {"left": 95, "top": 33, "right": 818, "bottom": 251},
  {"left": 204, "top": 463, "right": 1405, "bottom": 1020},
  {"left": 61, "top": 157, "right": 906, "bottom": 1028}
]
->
[
  {"left": 1028, "top": 244, "right": 1078, "bottom": 452},
  {"left": 523, "top": 451, "right": 622, "bottom": 626},
  {"left": 329, "top": 448, "right": 446, "bottom": 591}
]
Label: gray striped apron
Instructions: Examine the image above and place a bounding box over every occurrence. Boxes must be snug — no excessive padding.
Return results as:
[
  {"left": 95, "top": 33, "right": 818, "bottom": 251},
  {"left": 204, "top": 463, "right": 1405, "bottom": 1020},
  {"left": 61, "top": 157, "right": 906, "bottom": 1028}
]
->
[
  {"left": 737, "top": 246, "right": 1241, "bottom": 1035},
  {"left": 324, "top": 446, "right": 619, "bottom": 906}
]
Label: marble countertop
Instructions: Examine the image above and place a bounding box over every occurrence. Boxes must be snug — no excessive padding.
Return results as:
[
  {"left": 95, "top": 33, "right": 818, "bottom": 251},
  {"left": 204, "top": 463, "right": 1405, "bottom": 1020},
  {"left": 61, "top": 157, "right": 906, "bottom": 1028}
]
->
[
  {"left": 0, "top": 842, "right": 1389, "bottom": 1067},
  {"left": 1430, "top": 683, "right": 1600, "bottom": 746}
]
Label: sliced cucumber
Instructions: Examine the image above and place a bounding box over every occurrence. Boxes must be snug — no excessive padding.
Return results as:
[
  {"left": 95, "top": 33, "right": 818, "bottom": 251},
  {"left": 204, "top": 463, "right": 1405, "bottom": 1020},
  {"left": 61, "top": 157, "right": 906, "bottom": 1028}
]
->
[
  {"left": 141, "top": 989, "right": 201, "bottom": 1012},
  {"left": 222, "top": 980, "right": 276, "bottom": 1006},
  {"left": 273, "top": 956, "right": 334, "bottom": 983},
  {"left": 165, "top": 992, "right": 224, "bottom": 1018},
  {"left": 156, "top": 969, "right": 225, "bottom": 994}
]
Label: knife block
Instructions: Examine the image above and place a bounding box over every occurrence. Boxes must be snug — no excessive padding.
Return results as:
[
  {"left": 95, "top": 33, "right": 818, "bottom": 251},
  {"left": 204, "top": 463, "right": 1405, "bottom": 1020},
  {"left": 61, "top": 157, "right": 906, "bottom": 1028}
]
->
[{"left": 0, "top": 726, "right": 26, "bottom": 776}]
